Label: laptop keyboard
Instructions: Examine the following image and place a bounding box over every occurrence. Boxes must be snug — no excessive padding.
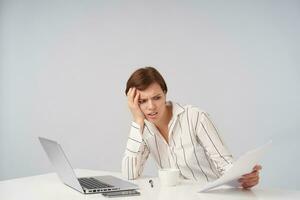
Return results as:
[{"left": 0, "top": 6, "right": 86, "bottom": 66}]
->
[{"left": 78, "top": 177, "right": 113, "bottom": 189}]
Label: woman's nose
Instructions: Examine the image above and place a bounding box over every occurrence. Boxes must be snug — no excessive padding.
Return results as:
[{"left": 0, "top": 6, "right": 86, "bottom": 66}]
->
[{"left": 148, "top": 100, "right": 155, "bottom": 109}]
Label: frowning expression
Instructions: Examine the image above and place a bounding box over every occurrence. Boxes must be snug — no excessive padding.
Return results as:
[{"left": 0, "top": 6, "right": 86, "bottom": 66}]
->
[{"left": 137, "top": 83, "right": 167, "bottom": 123}]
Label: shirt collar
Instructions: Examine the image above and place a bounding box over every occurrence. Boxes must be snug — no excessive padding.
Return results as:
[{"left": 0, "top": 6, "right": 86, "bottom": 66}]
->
[
  {"left": 168, "top": 101, "right": 185, "bottom": 118},
  {"left": 143, "top": 101, "right": 185, "bottom": 138},
  {"left": 144, "top": 101, "right": 184, "bottom": 125}
]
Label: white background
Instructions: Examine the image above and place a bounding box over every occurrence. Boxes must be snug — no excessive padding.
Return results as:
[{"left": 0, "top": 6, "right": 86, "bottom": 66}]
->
[{"left": 0, "top": 0, "right": 299, "bottom": 190}]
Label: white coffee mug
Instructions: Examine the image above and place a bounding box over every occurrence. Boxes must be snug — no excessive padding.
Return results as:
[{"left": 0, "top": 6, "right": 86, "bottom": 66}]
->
[{"left": 158, "top": 168, "right": 180, "bottom": 186}]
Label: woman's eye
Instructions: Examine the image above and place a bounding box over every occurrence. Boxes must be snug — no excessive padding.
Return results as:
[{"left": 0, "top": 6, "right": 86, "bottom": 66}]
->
[{"left": 139, "top": 100, "right": 146, "bottom": 104}]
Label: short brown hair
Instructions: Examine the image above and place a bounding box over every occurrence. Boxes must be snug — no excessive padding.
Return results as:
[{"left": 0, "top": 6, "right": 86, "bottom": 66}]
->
[{"left": 125, "top": 67, "right": 168, "bottom": 95}]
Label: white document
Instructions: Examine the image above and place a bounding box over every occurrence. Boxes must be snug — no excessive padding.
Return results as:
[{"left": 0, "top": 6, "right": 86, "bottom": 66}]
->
[{"left": 198, "top": 141, "right": 272, "bottom": 192}]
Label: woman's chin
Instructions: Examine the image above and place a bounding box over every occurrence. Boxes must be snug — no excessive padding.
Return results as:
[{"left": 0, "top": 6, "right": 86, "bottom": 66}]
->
[{"left": 146, "top": 117, "right": 158, "bottom": 123}]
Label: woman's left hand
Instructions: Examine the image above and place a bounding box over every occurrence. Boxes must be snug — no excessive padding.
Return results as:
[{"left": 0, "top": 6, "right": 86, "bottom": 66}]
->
[{"left": 239, "top": 165, "right": 262, "bottom": 189}]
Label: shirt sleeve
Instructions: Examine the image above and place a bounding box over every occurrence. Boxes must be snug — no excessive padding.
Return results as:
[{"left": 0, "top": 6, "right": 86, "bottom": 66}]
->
[
  {"left": 195, "top": 111, "right": 233, "bottom": 176},
  {"left": 121, "top": 121, "right": 150, "bottom": 180}
]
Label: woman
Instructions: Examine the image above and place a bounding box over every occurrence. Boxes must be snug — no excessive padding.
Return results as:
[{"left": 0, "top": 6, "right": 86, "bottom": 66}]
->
[{"left": 122, "top": 67, "right": 261, "bottom": 189}]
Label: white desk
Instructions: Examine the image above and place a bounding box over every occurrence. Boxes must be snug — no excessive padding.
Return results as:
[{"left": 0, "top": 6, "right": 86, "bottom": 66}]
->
[{"left": 1, "top": 169, "right": 299, "bottom": 200}]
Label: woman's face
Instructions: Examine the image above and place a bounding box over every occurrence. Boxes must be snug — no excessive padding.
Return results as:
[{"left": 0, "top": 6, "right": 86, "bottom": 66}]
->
[{"left": 137, "top": 83, "right": 167, "bottom": 124}]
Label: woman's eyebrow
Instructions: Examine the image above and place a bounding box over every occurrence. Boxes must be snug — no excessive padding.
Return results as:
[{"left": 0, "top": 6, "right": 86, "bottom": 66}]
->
[
  {"left": 139, "top": 93, "right": 162, "bottom": 100},
  {"left": 152, "top": 94, "right": 162, "bottom": 98},
  {"left": 150, "top": 94, "right": 163, "bottom": 99}
]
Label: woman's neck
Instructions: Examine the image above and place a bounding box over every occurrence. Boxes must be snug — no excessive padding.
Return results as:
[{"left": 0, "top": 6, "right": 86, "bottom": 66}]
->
[{"left": 155, "top": 103, "right": 172, "bottom": 129}]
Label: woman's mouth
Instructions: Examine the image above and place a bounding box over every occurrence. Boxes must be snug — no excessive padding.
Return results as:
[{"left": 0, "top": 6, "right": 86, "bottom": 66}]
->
[{"left": 147, "top": 112, "right": 158, "bottom": 119}]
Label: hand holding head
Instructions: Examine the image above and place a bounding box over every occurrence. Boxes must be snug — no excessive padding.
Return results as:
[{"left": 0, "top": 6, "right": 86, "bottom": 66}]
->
[
  {"left": 125, "top": 67, "right": 169, "bottom": 126},
  {"left": 127, "top": 87, "right": 145, "bottom": 126}
]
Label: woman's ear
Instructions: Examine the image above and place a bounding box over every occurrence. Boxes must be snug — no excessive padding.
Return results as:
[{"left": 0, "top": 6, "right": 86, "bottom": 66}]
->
[{"left": 163, "top": 91, "right": 167, "bottom": 104}]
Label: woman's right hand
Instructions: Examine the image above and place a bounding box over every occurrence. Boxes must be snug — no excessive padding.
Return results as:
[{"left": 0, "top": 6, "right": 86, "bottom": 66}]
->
[{"left": 127, "top": 87, "right": 145, "bottom": 127}]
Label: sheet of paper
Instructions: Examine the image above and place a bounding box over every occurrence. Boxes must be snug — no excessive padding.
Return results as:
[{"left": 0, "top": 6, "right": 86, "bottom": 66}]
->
[{"left": 198, "top": 140, "right": 272, "bottom": 192}]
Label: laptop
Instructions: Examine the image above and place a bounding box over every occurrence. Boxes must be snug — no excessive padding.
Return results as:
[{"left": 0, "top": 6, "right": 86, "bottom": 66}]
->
[{"left": 38, "top": 137, "right": 139, "bottom": 194}]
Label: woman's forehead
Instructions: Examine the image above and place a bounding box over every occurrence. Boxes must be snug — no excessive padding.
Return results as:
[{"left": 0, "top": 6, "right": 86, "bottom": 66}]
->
[{"left": 138, "top": 83, "right": 164, "bottom": 99}]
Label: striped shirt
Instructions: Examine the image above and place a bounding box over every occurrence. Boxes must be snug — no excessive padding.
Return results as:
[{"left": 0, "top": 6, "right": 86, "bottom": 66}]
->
[{"left": 121, "top": 101, "right": 233, "bottom": 182}]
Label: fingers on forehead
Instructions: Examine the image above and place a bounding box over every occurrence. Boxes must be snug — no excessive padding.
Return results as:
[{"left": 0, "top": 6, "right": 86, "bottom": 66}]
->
[
  {"left": 134, "top": 92, "right": 139, "bottom": 99},
  {"left": 131, "top": 87, "right": 137, "bottom": 94}
]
